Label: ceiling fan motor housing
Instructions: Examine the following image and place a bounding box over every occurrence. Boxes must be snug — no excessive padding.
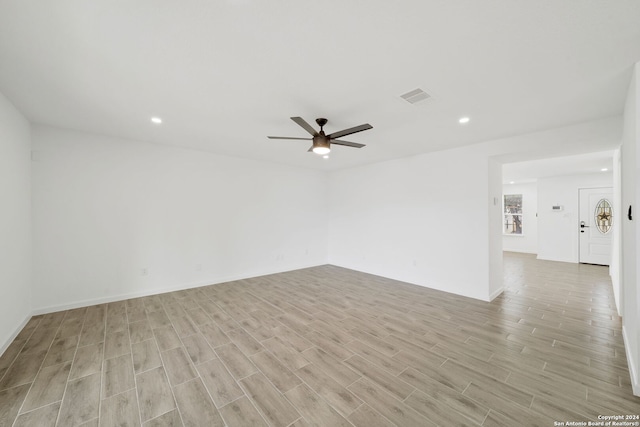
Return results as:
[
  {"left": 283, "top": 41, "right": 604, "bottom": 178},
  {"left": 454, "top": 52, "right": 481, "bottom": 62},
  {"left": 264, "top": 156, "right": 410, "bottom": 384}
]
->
[
  {"left": 312, "top": 118, "right": 330, "bottom": 152},
  {"left": 312, "top": 134, "right": 330, "bottom": 151}
]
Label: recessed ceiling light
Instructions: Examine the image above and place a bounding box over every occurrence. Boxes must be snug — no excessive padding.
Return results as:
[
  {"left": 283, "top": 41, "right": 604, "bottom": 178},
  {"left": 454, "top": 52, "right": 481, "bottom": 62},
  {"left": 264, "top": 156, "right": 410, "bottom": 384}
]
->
[
  {"left": 151, "top": 117, "right": 162, "bottom": 124},
  {"left": 509, "top": 181, "right": 515, "bottom": 184},
  {"left": 601, "top": 168, "right": 608, "bottom": 172},
  {"left": 458, "top": 117, "right": 470, "bottom": 124}
]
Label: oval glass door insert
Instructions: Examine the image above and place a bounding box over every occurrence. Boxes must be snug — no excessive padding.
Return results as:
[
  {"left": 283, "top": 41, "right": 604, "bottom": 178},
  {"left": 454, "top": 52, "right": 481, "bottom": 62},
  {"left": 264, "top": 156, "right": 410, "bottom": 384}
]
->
[{"left": 594, "top": 199, "right": 613, "bottom": 234}]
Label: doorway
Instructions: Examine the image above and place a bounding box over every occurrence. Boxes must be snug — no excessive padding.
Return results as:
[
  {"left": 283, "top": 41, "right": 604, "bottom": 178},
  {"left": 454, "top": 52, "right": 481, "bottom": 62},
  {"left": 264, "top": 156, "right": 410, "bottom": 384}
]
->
[{"left": 579, "top": 187, "right": 613, "bottom": 265}]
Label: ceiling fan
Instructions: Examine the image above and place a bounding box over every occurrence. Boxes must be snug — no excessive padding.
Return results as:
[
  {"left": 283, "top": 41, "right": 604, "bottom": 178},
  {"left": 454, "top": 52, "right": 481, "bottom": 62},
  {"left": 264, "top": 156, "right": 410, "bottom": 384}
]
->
[{"left": 268, "top": 117, "right": 373, "bottom": 155}]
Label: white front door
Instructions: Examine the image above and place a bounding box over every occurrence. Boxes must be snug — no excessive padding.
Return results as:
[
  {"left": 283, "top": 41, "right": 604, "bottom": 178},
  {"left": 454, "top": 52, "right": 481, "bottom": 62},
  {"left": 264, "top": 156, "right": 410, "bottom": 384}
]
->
[{"left": 579, "top": 187, "right": 613, "bottom": 265}]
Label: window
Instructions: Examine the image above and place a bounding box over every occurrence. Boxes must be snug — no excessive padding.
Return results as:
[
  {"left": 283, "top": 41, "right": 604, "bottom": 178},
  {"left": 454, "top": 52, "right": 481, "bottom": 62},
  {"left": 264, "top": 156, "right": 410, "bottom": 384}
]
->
[
  {"left": 504, "top": 194, "right": 523, "bottom": 235},
  {"left": 594, "top": 199, "right": 612, "bottom": 234}
]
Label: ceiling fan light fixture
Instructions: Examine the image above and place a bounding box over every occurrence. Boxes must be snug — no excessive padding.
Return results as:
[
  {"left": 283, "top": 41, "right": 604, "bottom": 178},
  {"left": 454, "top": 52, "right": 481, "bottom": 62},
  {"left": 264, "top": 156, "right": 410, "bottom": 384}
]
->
[
  {"left": 268, "top": 116, "right": 370, "bottom": 154},
  {"left": 312, "top": 145, "right": 330, "bottom": 155},
  {"left": 312, "top": 136, "right": 330, "bottom": 155}
]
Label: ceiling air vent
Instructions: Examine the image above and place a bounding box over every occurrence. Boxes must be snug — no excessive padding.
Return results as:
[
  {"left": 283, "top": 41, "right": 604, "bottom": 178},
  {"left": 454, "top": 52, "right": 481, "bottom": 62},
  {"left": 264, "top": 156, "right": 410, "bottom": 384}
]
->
[{"left": 400, "top": 88, "right": 431, "bottom": 104}]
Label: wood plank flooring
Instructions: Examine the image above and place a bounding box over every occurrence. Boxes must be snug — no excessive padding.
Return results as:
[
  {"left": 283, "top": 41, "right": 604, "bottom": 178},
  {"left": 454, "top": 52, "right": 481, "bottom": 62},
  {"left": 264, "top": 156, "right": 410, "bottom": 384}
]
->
[{"left": 1, "top": 252, "right": 638, "bottom": 426}]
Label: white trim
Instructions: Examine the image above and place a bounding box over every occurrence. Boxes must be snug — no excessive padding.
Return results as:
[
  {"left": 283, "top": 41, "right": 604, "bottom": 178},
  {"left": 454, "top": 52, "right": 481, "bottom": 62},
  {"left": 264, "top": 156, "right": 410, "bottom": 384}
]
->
[
  {"left": 502, "top": 248, "right": 537, "bottom": 255},
  {"left": 489, "top": 286, "right": 505, "bottom": 301},
  {"left": 327, "top": 262, "right": 491, "bottom": 302},
  {"left": 622, "top": 325, "right": 640, "bottom": 396},
  {"left": 31, "top": 262, "right": 326, "bottom": 315},
  {"left": 0, "top": 315, "right": 31, "bottom": 357}
]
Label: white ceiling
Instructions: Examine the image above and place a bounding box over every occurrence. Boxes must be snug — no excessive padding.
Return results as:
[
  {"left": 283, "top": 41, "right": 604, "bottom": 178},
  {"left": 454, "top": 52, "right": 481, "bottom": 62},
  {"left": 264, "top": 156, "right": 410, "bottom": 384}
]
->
[{"left": 1, "top": 1, "right": 639, "bottom": 170}]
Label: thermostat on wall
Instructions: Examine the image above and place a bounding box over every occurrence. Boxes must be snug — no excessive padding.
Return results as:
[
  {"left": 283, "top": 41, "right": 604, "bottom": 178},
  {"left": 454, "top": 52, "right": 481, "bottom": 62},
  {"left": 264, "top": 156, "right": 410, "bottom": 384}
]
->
[{"left": 552, "top": 205, "right": 563, "bottom": 211}]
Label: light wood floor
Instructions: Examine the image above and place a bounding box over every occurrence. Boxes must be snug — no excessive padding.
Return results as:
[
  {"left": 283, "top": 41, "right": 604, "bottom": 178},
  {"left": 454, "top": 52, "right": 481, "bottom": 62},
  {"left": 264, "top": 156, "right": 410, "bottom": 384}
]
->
[{"left": 0, "top": 252, "right": 638, "bottom": 426}]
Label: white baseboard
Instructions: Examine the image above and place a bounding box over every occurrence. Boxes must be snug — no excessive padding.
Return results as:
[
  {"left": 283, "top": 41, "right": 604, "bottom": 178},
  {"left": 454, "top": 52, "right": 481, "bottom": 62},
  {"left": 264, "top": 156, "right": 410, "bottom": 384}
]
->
[
  {"left": 502, "top": 248, "right": 537, "bottom": 255},
  {"left": 622, "top": 325, "right": 640, "bottom": 396},
  {"left": 489, "top": 286, "right": 505, "bottom": 301},
  {"left": 327, "top": 262, "right": 489, "bottom": 302},
  {"left": 31, "top": 262, "right": 326, "bottom": 315},
  {"left": 0, "top": 314, "right": 31, "bottom": 357}
]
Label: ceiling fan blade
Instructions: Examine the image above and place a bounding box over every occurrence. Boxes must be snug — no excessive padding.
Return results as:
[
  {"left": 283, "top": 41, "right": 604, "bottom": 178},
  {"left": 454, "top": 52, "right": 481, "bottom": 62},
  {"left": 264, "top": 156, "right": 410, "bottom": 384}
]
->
[
  {"left": 327, "top": 123, "right": 372, "bottom": 140},
  {"left": 331, "top": 140, "right": 366, "bottom": 148},
  {"left": 267, "top": 136, "right": 312, "bottom": 141},
  {"left": 290, "top": 117, "right": 318, "bottom": 136}
]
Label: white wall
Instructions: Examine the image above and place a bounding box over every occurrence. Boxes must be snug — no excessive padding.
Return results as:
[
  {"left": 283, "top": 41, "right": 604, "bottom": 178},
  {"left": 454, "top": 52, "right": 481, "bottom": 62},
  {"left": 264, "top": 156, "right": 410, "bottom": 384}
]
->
[
  {"left": 31, "top": 126, "right": 329, "bottom": 313},
  {"left": 536, "top": 173, "right": 613, "bottom": 263},
  {"left": 620, "top": 62, "right": 639, "bottom": 395},
  {"left": 502, "top": 182, "right": 538, "bottom": 254},
  {"left": 328, "top": 145, "right": 498, "bottom": 301},
  {"left": 0, "top": 92, "right": 32, "bottom": 353}
]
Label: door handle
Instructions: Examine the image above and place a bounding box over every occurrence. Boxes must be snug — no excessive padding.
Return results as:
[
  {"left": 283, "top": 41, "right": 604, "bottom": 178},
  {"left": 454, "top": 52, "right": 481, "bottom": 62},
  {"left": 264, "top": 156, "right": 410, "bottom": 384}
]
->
[{"left": 580, "top": 221, "right": 589, "bottom": 232}]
